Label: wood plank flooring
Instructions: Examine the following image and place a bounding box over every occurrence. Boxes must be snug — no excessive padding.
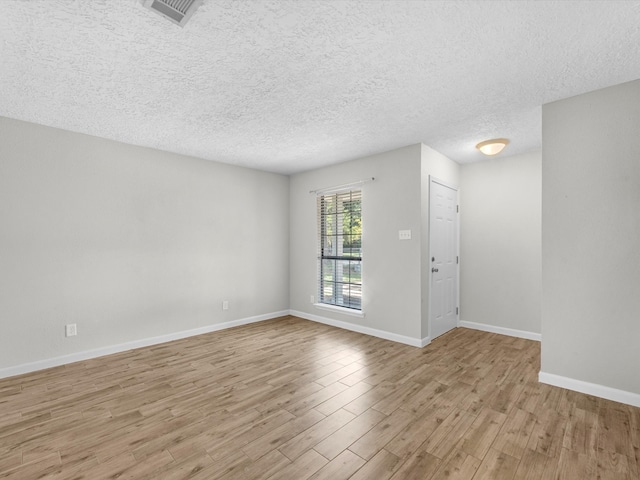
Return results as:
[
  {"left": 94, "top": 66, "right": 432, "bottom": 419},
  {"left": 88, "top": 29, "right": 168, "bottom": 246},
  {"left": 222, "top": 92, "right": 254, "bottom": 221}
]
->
[{"left": 0, "top": 315, "right": 639, "bottom": 479}]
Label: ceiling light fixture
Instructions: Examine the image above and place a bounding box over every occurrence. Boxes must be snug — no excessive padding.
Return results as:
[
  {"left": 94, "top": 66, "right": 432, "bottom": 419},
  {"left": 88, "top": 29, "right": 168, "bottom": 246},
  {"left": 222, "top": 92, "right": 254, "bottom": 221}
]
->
[{"left": 476, "top": 138, "right": 509, "bottom": 156}]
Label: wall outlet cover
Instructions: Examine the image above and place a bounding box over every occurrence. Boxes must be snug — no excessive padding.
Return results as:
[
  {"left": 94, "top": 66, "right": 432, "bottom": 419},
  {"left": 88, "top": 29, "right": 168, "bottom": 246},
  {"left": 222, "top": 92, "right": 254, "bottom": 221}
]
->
[{"left": 65, "top": 324, "right": 77, "bottom": 337}]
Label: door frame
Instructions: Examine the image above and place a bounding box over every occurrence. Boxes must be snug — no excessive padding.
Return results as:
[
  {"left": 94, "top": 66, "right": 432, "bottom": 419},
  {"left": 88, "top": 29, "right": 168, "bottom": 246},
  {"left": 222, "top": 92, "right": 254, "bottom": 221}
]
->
[{"left": 428, "top": 176, "right": 460, "bottom": 339}]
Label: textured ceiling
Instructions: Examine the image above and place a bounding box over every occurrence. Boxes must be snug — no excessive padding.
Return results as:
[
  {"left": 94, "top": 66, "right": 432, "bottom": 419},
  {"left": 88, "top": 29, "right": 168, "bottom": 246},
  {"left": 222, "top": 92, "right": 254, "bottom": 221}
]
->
[{"left": 1, "top": 1, "right": 640, "bottom": 174}]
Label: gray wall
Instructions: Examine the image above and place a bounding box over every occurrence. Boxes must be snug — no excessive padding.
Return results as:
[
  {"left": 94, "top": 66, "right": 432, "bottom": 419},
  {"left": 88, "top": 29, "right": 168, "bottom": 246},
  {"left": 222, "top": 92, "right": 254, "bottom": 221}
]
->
[
  {"left": 0, "top": 116, "right": 290, "bottom": 371},
  {"left": 289, "top": 145, "right": 424, "bottom": 340},
  {"left": 459, "top": 151, "right": 541, "bottom": 335},
  {"left": 542, "top": 79, "right": 640, "bottom": 394},
  {"left": 289, "top": 143, "right": 460, "bottom": 343}
]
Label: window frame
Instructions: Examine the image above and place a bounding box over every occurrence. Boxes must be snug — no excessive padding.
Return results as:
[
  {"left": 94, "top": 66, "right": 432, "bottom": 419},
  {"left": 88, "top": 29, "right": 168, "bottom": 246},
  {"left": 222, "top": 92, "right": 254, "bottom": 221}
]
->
[{"left": 316, "top": 188, "right": 363, "bottom": 312}]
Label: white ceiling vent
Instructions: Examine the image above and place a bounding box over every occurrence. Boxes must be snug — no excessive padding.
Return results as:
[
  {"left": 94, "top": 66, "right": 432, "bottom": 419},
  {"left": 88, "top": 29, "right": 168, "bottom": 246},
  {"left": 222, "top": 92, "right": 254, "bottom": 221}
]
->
[{"left": 141, "top": 0, "right": 203, "bottom": 27}]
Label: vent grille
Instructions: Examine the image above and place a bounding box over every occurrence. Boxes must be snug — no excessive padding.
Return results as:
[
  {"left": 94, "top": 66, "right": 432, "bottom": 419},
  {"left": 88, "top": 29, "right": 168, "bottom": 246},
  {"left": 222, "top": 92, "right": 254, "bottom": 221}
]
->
[{"left": 141, "top": 0, "right": 203, "bottom": 27}]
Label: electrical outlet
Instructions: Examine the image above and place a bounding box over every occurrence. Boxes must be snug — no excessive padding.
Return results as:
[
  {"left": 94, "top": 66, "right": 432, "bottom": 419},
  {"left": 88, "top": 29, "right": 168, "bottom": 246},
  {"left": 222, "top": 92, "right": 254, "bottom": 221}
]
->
[
  {"left": 399, "top": 229, "right": 412, "bottom": 240},
  {"left": 310, "top": 295, "right": 315, "bottom": 304},
  {"left": 65, "top": 324, "right": 77, "bottom": 337},
  {"left": 222, "top": 300, "right": 229, "bottom": 310}
]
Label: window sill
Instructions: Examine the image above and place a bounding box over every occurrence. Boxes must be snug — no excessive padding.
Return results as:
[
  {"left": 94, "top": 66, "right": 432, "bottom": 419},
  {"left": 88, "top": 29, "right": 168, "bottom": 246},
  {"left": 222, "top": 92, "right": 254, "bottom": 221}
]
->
[{"left": 313, "top": 303, "right": 365, "bottom": 318}]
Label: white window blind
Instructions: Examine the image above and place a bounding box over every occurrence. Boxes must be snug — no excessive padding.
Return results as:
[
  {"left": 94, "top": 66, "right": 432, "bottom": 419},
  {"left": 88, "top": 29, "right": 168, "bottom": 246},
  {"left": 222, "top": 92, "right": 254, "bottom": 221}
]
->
[{"left": 317, "top": 189, "right": 362, "bottom": 310}]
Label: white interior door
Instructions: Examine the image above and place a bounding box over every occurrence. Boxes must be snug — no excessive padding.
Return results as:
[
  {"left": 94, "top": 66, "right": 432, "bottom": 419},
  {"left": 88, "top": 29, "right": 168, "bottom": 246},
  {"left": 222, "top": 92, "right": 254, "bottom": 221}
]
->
[{"left": 429, "top": 178, "right": 459, "bottom": 339}]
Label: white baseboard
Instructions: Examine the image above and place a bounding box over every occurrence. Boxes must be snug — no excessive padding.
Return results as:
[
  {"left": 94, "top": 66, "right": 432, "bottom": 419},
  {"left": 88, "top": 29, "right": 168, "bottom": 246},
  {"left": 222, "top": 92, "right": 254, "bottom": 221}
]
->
[
  {"left": 458, "top": 320, "right": 541, "bottom": 342},
  {"left": 0, "top": 310, "right": 289, "bottom": 380},
  {"left": 539, "top": 371, "right": 640, "bottom": 408},
  {"left": 290, "top": 309, "right": 428, "bottom": 348}
]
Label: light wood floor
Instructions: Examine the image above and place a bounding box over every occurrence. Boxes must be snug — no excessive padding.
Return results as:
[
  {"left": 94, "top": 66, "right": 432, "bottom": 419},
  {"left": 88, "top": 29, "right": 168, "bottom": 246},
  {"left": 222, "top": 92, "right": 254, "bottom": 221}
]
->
[{"left": 0, "top": 316, "right": 638, "bottom": 479}]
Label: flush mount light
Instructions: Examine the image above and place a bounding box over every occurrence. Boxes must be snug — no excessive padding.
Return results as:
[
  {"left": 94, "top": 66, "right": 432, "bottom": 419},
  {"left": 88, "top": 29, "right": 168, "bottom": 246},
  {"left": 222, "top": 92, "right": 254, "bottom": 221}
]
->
[{"left": 476, "top": 138, "right": 509, "bottom": 156}]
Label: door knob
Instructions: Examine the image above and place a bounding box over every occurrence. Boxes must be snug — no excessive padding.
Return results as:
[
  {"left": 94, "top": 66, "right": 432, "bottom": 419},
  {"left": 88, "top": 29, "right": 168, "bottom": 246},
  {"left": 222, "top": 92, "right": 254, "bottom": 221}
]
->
[{"left": 431, "top": 268, "right": 439, "bottom": 273}]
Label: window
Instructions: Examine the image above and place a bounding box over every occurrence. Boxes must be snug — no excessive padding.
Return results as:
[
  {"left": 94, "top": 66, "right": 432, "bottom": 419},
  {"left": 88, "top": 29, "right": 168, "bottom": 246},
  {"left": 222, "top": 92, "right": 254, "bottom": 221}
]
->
[{"left": 317, "top": 189, "right": 362, "bottom": 310}]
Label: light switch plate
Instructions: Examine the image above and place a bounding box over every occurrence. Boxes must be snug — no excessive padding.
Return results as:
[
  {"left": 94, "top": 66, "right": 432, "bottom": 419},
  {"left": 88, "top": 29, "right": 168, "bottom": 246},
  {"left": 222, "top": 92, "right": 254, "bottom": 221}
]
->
[{"left": 399, "top": 230, "right": 412, "bottom": 240}]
